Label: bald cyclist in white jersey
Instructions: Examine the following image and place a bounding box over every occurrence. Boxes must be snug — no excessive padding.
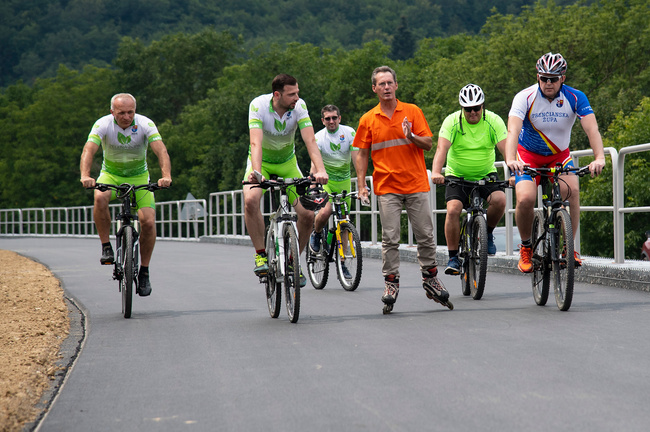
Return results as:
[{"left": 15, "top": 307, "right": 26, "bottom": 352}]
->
[{"left": 80, "top": 93, "right": 172, "bottom": 297}]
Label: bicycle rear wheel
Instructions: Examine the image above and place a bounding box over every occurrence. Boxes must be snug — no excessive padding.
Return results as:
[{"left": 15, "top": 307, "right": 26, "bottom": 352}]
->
[
  {"left": 336, "top": 222, "right": 362, "bottom": 291},
  {"left": 458, "top": 220, "right": 471, "bottom": 296},
  {"left": 468, "top": 215, "right": 488, "bottom": 300},
  {"left": 121, "top": 226, "right": 134, "bottom": 318},
  {"left": 306, "top": 228, "right": 329, "bottom": 289},
  {"left": 553, "top": 209, "right": 574, "bottom": 311},
  {"left": 283, "top": 224, "right": 301, "bottom": 323},
  {"left": 265, "top": 226, "right": 281, "bottom": 318},
  {"left": 531, "top": 210, "right": 550, "bottom": 306}
]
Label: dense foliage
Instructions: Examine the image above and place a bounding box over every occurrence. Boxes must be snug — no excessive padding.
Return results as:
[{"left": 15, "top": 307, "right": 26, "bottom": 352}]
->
[
  {"left": 0, "top": 0, "right": 579, "bottom": 87},
  {"left": 1, "top": 0, "right": 648, "bottom": 258}
]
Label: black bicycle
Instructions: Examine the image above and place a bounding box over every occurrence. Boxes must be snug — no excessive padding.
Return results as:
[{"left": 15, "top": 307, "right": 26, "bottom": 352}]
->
[
  {"left": 306, "top": 190, "right": 366, "bottom": 291},
  {"left": 90, "top": 182, "right": 165, "bottom": 318},
  {"left": 524, "top": 164, "right": 590, "bottom": 311},
  {"left": 443, "top": 177, "right": 510, "bottom": 300}
]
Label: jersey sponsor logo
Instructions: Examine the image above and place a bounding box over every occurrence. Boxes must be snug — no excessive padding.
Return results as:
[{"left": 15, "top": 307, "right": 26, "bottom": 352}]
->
[
  {"left": 251, "top": 106, "right": 259, "bottom": 112},
  {"left": 274, "top": 119, "right": 287, "bottom": 132},
  {"left": 117, "top": 132, "right": 132, "bottom": 145},
  {"left": 131, "top": 125, "right": 138, "bottom": 133},
  {"left": 329, "top": 141, "right": 341, "bottom": 152}
]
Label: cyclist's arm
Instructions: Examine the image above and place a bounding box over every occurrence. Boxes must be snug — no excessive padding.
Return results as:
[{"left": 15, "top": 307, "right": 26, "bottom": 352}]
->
[
  {"left": 431, "top": 137, "right": 451, "bottom": 184},
  {"left": 80, "top": 141, "right": 100, "bottom": 188},
  {"left": 300, "top": 126, "right": 328, "bottom": 184},
  {"left": 247, "top": 128, "right": 264, "bottom": 183},
  {"left": 505, "top": 115, "right": 525, "bottom": 175},
  {"left": 150, "top": 140, "right": 172, "bottom": 187},
  {"left": 580, "top": 113, "right": 606, "bottom": 177}
]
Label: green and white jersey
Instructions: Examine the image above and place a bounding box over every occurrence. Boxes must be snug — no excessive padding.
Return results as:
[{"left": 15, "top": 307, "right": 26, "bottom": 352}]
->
[
  {"left": 439, "top": 109, "right": 507, "bottom": 181},
  {"left": 315, "top": 125, "right": 357, "bottom": 181},
  {"left": 87, "top": 114, "right": 162, "bottom": 177},
  {"left": 248, "top": 93, "right": 313, "bottom": 164}
]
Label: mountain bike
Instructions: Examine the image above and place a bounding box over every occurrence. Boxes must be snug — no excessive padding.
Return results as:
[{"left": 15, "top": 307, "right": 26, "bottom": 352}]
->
[
  {"left": 244, "top": 175, "right": 316, "bottom": 323},
  {"left": 89, "top": 182, "right": 165, "bottom": 318},
  {"left": 524, "top": 164, "right": 590, "bottom": 311},
  {"left": 306, "top": 190, "right": 367, "bottom": 291},
  {"left": 443, "top": 177, "right": 511, "bottom": 300}
]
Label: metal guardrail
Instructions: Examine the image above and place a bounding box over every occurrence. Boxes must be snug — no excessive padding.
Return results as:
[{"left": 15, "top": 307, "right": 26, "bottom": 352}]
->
[{"left": 2, "top": 144, "right": 649, "bottom": 263}]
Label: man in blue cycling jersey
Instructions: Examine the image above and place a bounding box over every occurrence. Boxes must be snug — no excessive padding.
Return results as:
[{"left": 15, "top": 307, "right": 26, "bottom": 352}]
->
[{"left": 505, "top": 53, "right": 605, "bottom": 273}]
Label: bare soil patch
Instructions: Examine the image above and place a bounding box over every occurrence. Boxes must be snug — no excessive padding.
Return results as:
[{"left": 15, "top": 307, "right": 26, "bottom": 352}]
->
[{"left": 0, "top": 250, "right": 70, "bottom": 432}]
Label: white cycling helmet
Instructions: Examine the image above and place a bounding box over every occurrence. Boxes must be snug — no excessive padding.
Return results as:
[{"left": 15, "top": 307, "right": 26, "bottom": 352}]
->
[
  {"left": 458, "top": 84, "right": 485, "bottom": 107},
  {"left": 536, "top": 52, "right": 567, "bottom": 75}
]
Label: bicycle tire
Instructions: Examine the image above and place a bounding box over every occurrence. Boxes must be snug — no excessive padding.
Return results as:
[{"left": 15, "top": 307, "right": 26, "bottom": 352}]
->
[
  {"left": 553, "top": 209, "right": 574, "bottom": 311},
  {"left": 336, "top": 222, "right": 362, "bottom": 291},
  {"left": 283, "top": 224, "right": 301, "bottom": 323},
  {"left": 469, "top": 215, "right": 488, "bottom": 300},
  {"left": 531, "top": 210, "right": 550, "bottom": 306},
  {"left": 307, "top": 228, "right": 329, "bottom": 289},
  {"left": 121, "top": 226, "right": 134, "bottom": 319},
  {"left": 458, "top": 219, "right": 471, "bottom": 296},
  {"left": 265, "top": 225, "right": 281, "bottom": 318}
]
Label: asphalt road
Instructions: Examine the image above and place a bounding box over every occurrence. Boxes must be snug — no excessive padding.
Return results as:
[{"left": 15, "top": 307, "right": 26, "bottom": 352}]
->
[{"left": 4, "top": 237, "right": 650, "bottom": 432}]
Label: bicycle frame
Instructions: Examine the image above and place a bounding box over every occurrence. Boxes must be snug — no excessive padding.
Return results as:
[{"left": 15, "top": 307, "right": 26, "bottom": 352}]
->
[
  {"left": 324, "top": 190, "right": 358, "bottom": 262},
  {"left": 266, "top": 182, "right": 299, "bottom": 280}
]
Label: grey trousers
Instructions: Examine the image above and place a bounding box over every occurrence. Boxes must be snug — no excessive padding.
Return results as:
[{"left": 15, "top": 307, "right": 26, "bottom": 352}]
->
[{"left": 377, "top": 192, "right": 437, "bottom": 278}]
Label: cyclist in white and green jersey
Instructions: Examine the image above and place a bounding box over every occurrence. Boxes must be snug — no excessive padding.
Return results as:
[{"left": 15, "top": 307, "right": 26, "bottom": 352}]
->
[
  {"left": 80, "top": 93, "right": 172, "bottom": 296},
  {"left": 431, "top": 84, "right": 507, "bottom": 275},
  {"left": 243, "top": 74, "right": 328, "bottom": 280},
  {"left": 308, "top": 105, "right": 358, "bottom": 264}
]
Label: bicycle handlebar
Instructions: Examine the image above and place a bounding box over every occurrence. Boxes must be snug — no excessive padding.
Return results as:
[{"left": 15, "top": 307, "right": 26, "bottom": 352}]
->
[
  {"left": 441, "top": 177, "right": 512, "bottom": 189},
  {"left": 242, "top": 175, "right": 316, "bottom": 191},
  {"left": 87, "top": 182, "right": 168, "bottom": 196},
  {"left": 522, "top": 165, "right": 591, "bottom": 178},
  {"left": 328, "top": 190, "right": 371, "bottom": 207}
]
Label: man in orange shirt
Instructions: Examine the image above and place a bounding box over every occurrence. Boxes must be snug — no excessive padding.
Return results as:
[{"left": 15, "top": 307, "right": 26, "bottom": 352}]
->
[{"left": 354, "top": 66, "right": 450, "bottom": 312}]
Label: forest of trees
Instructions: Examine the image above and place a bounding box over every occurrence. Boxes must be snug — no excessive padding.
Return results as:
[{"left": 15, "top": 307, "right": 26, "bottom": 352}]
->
[{"left": 1, "top": 0, "right": 648, "bottom": 258}]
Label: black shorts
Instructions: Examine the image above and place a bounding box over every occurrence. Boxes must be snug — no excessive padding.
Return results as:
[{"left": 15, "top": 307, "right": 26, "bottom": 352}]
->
[{"left": 445, "top": 173, "right": 504, "bottom": 209}]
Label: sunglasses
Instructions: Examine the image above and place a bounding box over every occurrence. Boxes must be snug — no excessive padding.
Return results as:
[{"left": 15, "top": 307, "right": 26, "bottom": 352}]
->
[
  {"left": 539, "top": 76, "right": 561, "bottom": 83},
  {"left": 463, "top": 106, "right": 482, "bottom": 113},
  {"left": 323, "top": 116, "right": 339, "bottom": 122}
]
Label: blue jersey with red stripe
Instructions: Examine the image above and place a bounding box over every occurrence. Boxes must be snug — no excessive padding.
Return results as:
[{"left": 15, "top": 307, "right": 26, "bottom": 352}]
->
[{"left": 508, "top": 84, "right": 594, "bottom": 156}]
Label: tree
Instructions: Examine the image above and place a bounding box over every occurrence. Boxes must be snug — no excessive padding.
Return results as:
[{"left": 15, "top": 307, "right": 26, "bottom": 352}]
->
[{"left": 391, "top": 16, "right": 415, "bottom": 60}]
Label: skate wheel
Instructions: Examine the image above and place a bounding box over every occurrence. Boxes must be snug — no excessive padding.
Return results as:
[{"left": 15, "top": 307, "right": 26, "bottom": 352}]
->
[
  {"left": 446, "top": 300, "right": 454, "bottom": 310},
  {"left": 383, "top": 304, "right": 393, "bottom": 314}
]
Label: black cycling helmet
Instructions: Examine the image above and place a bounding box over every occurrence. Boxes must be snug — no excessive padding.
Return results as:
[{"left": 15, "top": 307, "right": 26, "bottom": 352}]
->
[{"left": 299, "top": 184, "right": 329, "bottom": 211}]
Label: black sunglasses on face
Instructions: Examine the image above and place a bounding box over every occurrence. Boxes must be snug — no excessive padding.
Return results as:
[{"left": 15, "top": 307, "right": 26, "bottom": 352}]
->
[
  {"left": 539, "top": 76, "right": 561, "bottom": 83},
  {"left": 463, "top": 106, "right": 482, "bottom": 113},
  {"left": 323, "top": 116, "right": 339, "bottom": 121}
]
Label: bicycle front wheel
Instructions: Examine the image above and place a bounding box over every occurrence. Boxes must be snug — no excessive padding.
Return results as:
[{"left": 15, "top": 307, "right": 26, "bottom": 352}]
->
[
  {"left": 307, "top": 228, "right": 329, "bottom": 289},
  {"left": 283, "top": 224, "right": 301, "bottom": 323},
  {"left": 265, "top": 225, "right": 281, "bottom": 318},
  {"left": 553, "top": 209, "right": 574, "bottom": 311},
  {"left": 336, "top": 222, "right": 362, "bottom": 291},
  {"left": 121, "top": 226, "right": 134, "bottom": 319},
  {"left": 468, "top": 215, "right": 488, "bottom": 300},
  {"left": 531, "top": 210, "right": 550, "bottom": 306}
]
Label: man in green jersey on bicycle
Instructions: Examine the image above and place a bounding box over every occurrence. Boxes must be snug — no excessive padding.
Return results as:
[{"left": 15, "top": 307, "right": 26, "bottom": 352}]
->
[
  {"left": 308, "top": 104, "right": 359, "bottom": 279},
  {"left": 244, "top": 74, "right": 328, "bottom": 284},
  {"left": 80, "top": 93, "right": 172, "bottom": 296},
  {"left": 431, "top": 84, "right": 508, "bottom": 275}
]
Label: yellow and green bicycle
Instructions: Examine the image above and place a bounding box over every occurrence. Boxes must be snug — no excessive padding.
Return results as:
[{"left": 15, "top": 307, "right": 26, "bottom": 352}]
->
[{"left": 306, "top": 190, "right": 366, "bottom": 291}]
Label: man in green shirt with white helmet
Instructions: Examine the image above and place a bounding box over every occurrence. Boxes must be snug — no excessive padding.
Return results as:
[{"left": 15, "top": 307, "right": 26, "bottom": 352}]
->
[{"left": 431, "top": 84, "right": 508, "bottom": 275}]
